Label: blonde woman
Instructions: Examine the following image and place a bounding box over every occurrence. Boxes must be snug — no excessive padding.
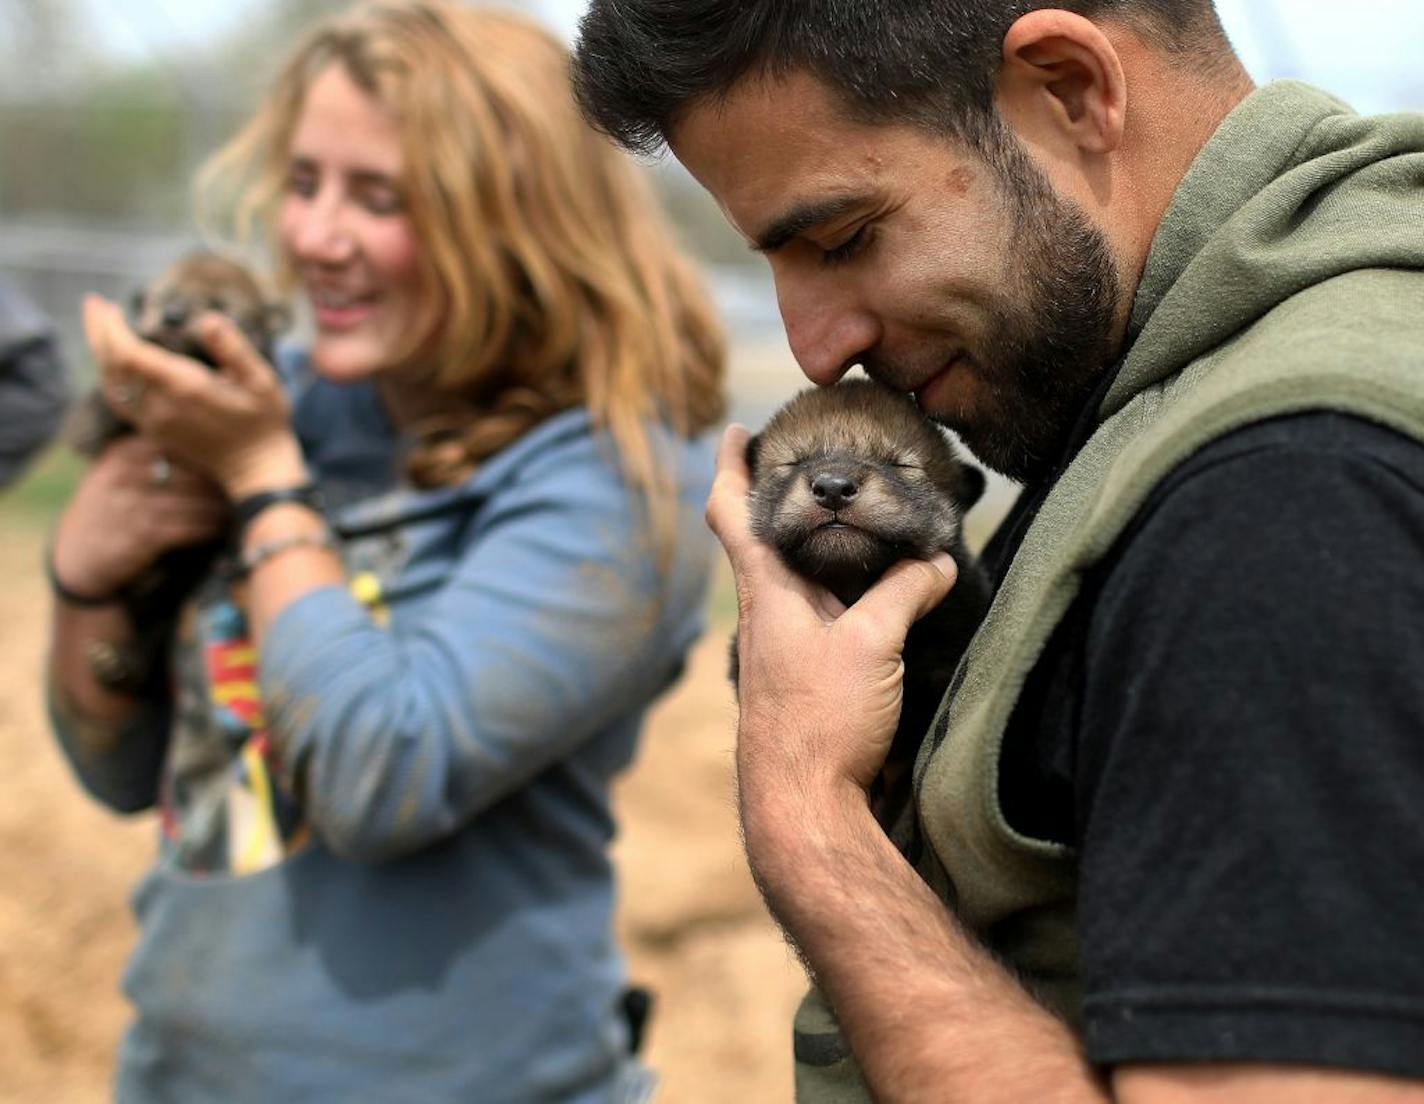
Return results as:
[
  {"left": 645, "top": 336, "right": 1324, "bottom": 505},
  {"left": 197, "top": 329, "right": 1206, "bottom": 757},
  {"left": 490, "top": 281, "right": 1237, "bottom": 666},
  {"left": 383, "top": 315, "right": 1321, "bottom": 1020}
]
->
[{"left": 46, "top": 3, "right": 724, "bottom": 1099}]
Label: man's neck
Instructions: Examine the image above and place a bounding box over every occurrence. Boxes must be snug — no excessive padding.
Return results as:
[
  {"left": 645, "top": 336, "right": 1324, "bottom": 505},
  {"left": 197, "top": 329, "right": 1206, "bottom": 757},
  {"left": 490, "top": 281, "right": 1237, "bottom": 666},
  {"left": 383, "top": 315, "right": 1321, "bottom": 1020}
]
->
[{"left": 1109, "top": 61, "right": 1255, "bottom": 343}]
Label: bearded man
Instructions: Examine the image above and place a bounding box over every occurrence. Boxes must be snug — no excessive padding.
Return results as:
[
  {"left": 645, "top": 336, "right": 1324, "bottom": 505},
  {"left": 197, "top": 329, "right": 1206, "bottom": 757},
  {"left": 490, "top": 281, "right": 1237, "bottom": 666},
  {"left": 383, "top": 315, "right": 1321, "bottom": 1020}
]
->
[{"left": 575, "top": 4, "right": 1424, "bottom": 1101}]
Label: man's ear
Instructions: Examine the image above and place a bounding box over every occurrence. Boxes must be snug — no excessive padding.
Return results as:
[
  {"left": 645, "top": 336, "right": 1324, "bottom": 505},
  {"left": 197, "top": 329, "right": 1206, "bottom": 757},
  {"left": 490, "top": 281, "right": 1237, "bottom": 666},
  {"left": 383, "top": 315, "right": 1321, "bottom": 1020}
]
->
[{"left": 995, "top": 9, "right": 1127, "bottom": 157}]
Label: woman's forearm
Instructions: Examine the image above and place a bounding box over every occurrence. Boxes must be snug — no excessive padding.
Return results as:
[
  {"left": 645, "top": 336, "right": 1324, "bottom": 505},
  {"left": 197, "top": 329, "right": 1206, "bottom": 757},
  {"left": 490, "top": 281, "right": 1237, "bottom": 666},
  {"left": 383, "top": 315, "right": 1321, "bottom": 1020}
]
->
[
  {"left": 47, "top": 597, "right": 172, "bottom": 812},
  {"left": 48, "top": 599, "right": 149, "bottom": 739},
  {"left": 236, "top": 502, "right": 346, "bottom": 650},
  {"left": 220, "top": 438, "right": 345, "bottom": 650}
]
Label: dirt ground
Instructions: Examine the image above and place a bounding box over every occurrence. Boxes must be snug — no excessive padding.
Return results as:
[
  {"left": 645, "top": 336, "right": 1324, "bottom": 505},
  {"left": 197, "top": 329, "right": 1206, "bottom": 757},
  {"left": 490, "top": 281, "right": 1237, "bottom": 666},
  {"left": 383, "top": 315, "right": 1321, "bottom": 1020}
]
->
[{"left": 0, "top": 518, "right": 807, "bottom": 1103}]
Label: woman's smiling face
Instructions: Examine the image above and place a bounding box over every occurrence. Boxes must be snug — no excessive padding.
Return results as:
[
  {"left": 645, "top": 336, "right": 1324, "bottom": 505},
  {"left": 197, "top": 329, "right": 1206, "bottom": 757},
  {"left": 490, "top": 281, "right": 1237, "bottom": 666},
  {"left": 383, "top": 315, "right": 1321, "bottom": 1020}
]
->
[{"left": 278, "top": 64, "right": 430, "bottom": 384}]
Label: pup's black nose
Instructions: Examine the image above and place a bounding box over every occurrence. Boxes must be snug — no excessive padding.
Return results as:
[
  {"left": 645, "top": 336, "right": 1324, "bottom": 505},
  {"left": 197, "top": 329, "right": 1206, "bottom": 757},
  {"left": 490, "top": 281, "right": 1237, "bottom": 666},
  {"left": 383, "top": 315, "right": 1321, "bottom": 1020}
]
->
[
  {"left": 811, "top": 472, "right": 858, "bottom": 510},
  {"left": 162, "top": 299, "right": 191, "bottom": 328}
]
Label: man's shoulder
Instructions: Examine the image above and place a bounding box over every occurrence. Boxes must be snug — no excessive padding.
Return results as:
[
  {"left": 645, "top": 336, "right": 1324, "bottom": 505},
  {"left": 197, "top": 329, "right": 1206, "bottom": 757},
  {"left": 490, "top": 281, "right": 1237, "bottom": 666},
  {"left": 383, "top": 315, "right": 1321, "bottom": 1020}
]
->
[
  {"left": 1215, "top": 267, "right": 1424, "bottom": 372},
  {"left": 1155, "top": 408, "right": 1424, "bottom": 498},
  {"left": 1103, "top": 410, "right": 1424, "bottom": 580},
  {"left": 1080, "top": 409, "right": 1424, "bottom": 675}
]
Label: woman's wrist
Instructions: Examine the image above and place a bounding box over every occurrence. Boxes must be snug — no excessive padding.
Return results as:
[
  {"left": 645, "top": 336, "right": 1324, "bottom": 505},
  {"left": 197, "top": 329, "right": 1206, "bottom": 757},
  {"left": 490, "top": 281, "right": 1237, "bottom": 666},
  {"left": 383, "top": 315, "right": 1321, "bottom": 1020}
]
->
[
  {"left": 222, "top": 436, "right": 309, "bottom": 501},
  {"left": 48, "top": 521, "right": 145, "bottom": 605},
  {"left": 47, "top": 544, "right": 132, "bottom": 607},
  {"left": 233, "top": 485, "right": 326, "bottom": 544}
]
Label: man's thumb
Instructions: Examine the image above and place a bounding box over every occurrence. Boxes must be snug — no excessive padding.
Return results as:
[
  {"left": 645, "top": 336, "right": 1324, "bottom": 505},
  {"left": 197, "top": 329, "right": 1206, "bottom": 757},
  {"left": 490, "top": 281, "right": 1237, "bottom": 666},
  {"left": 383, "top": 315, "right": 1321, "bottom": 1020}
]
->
[{"left": 855, "top": 552, "right": 958, "bottom": 640}]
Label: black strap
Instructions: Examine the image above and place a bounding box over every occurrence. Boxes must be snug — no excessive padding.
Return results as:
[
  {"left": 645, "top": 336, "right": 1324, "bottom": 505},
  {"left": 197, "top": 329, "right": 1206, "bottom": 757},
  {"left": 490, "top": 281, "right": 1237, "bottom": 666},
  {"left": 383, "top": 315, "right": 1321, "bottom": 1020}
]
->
[{"left": 232, "top": 483, "right": 325, "bottom": 540}]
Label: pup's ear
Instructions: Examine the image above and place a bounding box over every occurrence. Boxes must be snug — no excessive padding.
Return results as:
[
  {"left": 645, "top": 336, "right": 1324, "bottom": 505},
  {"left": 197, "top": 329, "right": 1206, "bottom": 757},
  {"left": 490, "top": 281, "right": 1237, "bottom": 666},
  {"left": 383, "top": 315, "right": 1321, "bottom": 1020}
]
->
[
  {"left": 264, "top": 302, "right": 293, "bottom": 336},
  {"left": 958, "top": 464, "right": 986, "bottom": 511},
  {"left": 743, "top": 432, "right": 763, "bottom": 477}
]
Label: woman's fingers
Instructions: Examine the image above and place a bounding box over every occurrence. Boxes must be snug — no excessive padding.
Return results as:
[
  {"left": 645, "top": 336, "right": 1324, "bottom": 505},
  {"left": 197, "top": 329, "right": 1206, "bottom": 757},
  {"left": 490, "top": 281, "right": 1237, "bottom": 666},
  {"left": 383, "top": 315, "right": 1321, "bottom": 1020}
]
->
[
  {"left": 86, "top": 295, "right": 213, "bottom": 412},
  {"left": 130, "top": 483, "right": 230, "bottom": 549},
  {"left": 86, "top": 297, "right": 141, "bottom": 411},
  {"left": 55, "top": 433, "right": 230, "bottom": 594},
  {"left": 194, "top": 311, "right": 275, "bottom": 394},
  {"left": 81, "top": 295, "right": 112, "bottom": 368},
  {"left": 82, "top": 294, "right": 299, "bottom": 495},
  {"left": 103, "top": 436, "right": 221, "bottom": 496},
  {"left": 152, "top": 499, "right": 231, "bottom": 535}
]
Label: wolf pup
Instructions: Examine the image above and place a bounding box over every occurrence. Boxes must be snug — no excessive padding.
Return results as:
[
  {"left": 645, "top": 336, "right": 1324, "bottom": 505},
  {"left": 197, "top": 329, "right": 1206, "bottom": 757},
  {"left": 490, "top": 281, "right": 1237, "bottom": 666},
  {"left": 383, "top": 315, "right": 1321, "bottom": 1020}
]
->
[
  {"left": 67, "top": 250, "right": 289, "bottom": 457},
  {"left": 64, "top": 252, "right": 290, "bottom": 692},
  {"left": 733, "top": 378, "right": 993, "bottom": 834}
]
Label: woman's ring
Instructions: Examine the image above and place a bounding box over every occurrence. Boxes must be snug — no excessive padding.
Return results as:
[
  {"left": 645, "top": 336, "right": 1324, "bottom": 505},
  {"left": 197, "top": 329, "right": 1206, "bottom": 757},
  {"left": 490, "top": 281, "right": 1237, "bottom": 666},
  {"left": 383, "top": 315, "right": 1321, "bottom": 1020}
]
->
[
  {"left": 150, "top": 456, "right": 173, "bottom": 489},
  {"left": 114, "top": 381, "right": 146, "bottom": 408}
]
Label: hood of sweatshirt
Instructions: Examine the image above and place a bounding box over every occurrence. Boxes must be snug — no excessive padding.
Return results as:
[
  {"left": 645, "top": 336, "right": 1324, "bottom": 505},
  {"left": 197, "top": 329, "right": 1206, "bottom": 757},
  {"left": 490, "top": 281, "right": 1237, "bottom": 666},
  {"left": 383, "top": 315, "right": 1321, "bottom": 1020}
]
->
[{"left": 1102, "top": 80, "right": 1424, "bottom": 422}]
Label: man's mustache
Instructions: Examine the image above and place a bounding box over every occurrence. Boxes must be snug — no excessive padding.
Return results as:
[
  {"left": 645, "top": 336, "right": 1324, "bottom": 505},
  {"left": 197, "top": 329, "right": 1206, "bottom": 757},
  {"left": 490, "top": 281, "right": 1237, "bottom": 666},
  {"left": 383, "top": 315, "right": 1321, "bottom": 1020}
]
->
[{"left": 856, "top": 350, "right": 965, "bottom": 395}]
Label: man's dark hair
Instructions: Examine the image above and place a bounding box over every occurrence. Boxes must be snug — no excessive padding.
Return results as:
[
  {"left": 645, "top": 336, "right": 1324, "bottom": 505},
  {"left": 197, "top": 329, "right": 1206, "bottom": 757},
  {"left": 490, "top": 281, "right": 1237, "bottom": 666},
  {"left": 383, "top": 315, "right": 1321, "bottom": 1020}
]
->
[{"left": 572, "top": 1, "right": 1232, "bottom": 158}]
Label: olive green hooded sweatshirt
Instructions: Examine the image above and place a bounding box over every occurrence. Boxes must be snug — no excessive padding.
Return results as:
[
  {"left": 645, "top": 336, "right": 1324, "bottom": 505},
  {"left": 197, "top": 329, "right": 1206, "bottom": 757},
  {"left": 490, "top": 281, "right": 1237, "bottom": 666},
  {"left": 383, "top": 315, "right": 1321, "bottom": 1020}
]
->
[{"left": 793, "top": 81, "right": 1424, "bottom": 1101}]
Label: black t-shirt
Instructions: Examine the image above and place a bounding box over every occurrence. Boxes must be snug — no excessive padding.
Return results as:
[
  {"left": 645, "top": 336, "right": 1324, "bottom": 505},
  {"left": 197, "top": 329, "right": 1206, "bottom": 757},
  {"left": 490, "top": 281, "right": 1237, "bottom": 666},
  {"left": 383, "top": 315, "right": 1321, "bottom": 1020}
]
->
[{"left": 996, "top": 411, "right": 1424, "bottom": 1078}]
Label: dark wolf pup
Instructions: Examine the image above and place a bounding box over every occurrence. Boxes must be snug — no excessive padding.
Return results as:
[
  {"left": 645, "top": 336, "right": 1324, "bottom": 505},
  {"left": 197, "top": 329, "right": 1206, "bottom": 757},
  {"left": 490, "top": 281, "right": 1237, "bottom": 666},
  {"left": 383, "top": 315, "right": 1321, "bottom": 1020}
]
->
[
  {"left": 736, "top": 378, "right": 992, "bottom": 830},
  {"left": 67, "top": 251, "right": 288, "bottom": 457},
  {"left": 62, "top": 252, "right": 289, "bottom": 691}
]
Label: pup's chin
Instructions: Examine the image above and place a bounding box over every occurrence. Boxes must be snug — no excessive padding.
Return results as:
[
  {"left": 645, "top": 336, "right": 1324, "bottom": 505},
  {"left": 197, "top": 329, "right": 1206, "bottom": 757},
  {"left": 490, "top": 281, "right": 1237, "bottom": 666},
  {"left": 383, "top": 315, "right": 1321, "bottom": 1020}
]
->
[
  {"left": 785, "top": 524, "right": 900, "bottom": 605},
  {"left": 142, "top": 327, "right": 220, "bottom": 369}
]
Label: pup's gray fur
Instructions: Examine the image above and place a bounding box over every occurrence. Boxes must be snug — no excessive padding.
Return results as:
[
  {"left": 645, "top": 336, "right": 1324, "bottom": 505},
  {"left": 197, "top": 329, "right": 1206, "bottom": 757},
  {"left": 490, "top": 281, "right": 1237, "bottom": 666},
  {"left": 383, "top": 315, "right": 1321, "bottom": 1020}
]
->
[{"left": 67, "top": 250, "right": 289, "bottom": 457}]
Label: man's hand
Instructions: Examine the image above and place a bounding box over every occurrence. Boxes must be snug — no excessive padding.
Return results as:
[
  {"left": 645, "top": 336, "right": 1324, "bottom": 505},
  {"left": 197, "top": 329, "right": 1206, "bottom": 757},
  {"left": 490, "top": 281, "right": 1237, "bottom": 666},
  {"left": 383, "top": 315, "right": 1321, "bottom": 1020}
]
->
[{"left": 706, "top": 424, "right": 957, "bottom": 806}]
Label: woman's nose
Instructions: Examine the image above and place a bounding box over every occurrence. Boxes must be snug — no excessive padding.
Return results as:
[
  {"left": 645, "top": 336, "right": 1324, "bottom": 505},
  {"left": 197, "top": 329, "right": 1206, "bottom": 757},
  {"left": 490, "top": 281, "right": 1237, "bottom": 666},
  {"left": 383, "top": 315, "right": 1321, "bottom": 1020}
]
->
[{"left": 291, "top": 198, "right": 357, "bottom": 265}]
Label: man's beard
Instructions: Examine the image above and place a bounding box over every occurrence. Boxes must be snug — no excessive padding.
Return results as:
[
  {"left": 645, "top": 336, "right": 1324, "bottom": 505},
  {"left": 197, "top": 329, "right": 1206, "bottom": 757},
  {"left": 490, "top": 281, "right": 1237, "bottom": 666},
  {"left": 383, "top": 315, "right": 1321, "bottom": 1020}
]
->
[{"left": 876, "top": 134, "right": 1124, "bottom": 485}]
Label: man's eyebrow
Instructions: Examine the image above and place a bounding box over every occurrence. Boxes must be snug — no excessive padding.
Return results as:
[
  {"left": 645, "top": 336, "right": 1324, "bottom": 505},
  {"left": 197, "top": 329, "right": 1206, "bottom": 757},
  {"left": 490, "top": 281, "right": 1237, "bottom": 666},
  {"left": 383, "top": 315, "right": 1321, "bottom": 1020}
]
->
[{"left": 751, "top": 194, "right": 872, "bottom": 253}]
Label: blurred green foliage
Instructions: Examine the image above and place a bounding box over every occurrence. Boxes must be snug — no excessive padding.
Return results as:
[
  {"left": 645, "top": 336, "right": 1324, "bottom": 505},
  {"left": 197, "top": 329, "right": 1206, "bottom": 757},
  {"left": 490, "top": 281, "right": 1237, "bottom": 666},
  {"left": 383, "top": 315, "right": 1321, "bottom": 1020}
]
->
[
  {"left": 0, "top": 0, "right": 750, "bottom": 266},
  {"left": 0, "top": 75, "right": 218, "bottom": 226},
  {"left": 0, "top": 447, "right": 83, "bottom": 527}
]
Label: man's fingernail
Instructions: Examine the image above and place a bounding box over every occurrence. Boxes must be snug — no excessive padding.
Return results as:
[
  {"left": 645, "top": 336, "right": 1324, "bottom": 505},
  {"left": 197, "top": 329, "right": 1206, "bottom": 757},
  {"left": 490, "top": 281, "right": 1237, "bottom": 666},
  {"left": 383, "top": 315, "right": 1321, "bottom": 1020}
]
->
[{"left": 931, "top": 552, "right": 957, "bottom": 580}]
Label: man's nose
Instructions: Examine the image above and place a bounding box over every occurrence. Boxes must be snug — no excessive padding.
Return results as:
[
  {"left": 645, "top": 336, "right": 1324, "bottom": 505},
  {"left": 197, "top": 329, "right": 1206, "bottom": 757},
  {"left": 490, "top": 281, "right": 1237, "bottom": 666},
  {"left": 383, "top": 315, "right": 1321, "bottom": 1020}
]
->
[{"left": 774, "top": 271, "right": 880, "bottom": 387}]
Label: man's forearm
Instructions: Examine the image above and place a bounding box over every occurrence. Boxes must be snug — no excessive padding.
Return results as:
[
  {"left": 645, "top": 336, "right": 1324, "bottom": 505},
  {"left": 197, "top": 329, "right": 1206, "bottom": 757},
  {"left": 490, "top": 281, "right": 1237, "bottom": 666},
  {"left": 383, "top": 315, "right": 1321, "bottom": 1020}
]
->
[{"left": 740, "top": 764, "right": 1107, "bottom": 1104}]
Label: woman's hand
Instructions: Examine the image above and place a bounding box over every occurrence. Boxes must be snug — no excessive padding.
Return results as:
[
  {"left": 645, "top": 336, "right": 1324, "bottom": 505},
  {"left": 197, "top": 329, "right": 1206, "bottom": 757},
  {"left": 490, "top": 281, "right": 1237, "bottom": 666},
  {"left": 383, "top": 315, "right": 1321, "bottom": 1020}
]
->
[
  {"left": 51, "top": 436, "right": 230, "bottom": 598},
  {"left": 83, "top": 295, "right": 307, "bottom": 499}
]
